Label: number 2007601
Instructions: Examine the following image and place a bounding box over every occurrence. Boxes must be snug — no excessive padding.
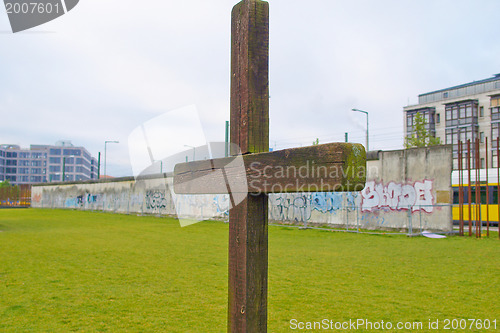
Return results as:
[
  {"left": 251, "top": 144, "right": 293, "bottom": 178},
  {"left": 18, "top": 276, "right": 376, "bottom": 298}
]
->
[
  {"left": 5, "top": 2, "right": 61, "bottom": 14},
  {"left": 443, "top": 319, "right": 497, "bottom": 330}
]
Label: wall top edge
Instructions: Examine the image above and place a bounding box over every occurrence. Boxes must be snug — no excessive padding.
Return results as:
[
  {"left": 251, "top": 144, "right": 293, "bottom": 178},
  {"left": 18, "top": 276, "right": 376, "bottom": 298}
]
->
[{"left": 32, "top": 172, "right": 174, "bottom": 187}]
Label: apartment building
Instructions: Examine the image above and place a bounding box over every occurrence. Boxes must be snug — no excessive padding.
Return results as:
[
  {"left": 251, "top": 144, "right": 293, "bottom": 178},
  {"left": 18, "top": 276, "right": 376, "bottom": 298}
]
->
[
  {"left": 404, "top": 74, "right": 500, "bottom": 169},
  {"left": 0, "top": 140, "right": 98, "bottom": 185}
]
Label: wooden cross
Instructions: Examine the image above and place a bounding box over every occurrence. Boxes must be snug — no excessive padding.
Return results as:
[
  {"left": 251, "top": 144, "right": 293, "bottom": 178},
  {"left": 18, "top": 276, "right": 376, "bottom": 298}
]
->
[{"left": 173, "top": 1, "right": 366, "bottom": 331}]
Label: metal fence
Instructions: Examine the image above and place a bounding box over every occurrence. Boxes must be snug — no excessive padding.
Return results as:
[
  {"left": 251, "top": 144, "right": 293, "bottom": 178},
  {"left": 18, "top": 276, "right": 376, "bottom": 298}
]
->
[
  {"left": 456, "top": 138, "right": 500, "bottom": 239},
  {"left": 0, "top": 185, "right": 31, "bottom": 208}
]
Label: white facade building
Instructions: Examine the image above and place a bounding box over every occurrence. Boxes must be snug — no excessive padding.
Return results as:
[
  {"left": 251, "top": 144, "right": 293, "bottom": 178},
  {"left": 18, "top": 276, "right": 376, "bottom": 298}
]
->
[
  {"left": 404, "top": 74, "right": 500, "bottom": 169},
  {"left": 0, "top": 140, "right": 98, "bottom": 185}
]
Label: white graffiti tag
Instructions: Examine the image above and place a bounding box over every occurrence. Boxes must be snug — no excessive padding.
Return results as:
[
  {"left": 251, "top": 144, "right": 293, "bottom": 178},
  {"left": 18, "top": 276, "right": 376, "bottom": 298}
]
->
[{"left": 361, "top": 180, "right": 434, "bottom": 213}]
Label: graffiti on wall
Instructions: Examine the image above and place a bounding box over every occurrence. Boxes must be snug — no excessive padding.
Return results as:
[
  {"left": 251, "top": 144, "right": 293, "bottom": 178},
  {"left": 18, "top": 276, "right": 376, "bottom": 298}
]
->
[
  {"left": 145, "top": 190, "right": 167, "bottom": 210},
  {"left": 360, "top": 180, "right": 434, "bottom": 213},
  {"left": 64, "top": 193, "right": 104, "bottom": 208},
  {"left": 213, "top": 194, "right": 230, "bottom": 216},
  {"left": 269, "top": 194, "right": 312, "bottom": 223},
  {"left": 32, "top": 193, "right": 42, "bottom": 203},
  {"left": 313, "top": 192, "right": 359, "bottom": 214},
  {"left": 33, "top": 175, "right": 443, "bottom": 230},
  {"left": 269, "top": 192, "right": 356, "bottom": 223}
]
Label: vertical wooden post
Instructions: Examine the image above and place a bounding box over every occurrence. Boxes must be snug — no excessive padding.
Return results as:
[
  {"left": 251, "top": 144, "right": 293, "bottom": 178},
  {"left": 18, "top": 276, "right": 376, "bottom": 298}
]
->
[
  {"left": 486, "top": 137, "right": 490, "bottom": 237},
  {"left": 497, "top": 137, "right": 500, "bottom": 239},
  {"left": 459, "top": 141, "right": 464, "bottom": 236},
  {"left": 475, "top": 138, "right": 481, "bottom": 238},
  {"left": 230, "top": 0, "right": 269, "bottom": 156},
  {"left": 229, "top": 1, "right": 269, "bottom": 332},
  {"left": 468, "top": 140, "right": 472, "bottom": 237}
]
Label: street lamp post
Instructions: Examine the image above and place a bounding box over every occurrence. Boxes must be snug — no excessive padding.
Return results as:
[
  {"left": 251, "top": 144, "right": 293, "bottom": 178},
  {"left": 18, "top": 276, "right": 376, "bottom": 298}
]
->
[
  {"left": 352, "top": 108, "right": 369, "bottom": 151},
  {"left": 184, "top": 145, "right": 195, "bottom": 161},
  {"left": 62, "top": 155, "right": 76, "bottom": 182},
  {"left": 104, "top": 140, "right": 119, "bottom": 178}
]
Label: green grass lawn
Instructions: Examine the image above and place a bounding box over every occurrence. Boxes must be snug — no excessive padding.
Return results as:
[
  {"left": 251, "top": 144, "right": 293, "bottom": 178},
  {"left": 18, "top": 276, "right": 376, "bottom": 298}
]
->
[{"left": 0, "top": 209, "right": 498, "bottom": 332}]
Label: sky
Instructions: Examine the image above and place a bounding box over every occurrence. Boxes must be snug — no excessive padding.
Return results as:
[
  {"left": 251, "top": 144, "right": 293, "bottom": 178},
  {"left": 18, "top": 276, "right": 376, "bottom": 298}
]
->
[{"left": 1, "top": 0, "right": 500, "bottom": 177}]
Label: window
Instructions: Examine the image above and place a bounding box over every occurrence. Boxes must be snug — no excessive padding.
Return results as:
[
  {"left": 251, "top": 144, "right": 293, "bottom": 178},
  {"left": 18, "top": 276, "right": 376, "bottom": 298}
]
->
[
  {"left": 445, "top": 100, "right": 478, "bottom": 127},
  {"left": 19, "top": 160, "right": 30, "bottom": 166},
  {"left": 18, "top": 168, "right": 29, "bottom": 174},
  {"left": 63, "top": 149, "right": 81, "bottom": 156},
  {"left": 491, "top": 123, "right": 500, "bottom": 167},
  {"left": 31, "top": 168, "right": 42, "bottom": 174},
  {"left": 480, "top": 132, "right": 485, "bottom": 143},
  {"left": 30, "top": 176, "right": 42, "bottom": 182},
  {"left": 491, "top": 95, "right": 500, "bottom": 107},
  {"left": 443, "top": 92, "right": 449, "bottom": 98},
  {"left": 447, "top": 125, "right": 479, "bottom": 169},
  {"left": 460, "top": 106, "right": 466, "bottom": 119},
  {"left": 480, "top": 106, "right": 484, "bottom": 117},
  {"left": 6, "top": 160, "right": 17, "bottom": 166},
  {"left": 50, "top": 149, "right": 61, "bottom": 155},
  {"left": 6, "top": 167, "right": 16, "bottom": 174},
  {"left": 31, "top": 160, "right": 42, "bottom": 167},
  {"left": 6, "top": 152, "right": 17, "bottom": 158},
  {"left": 49, "top": 157, "right": 61, "bottom": 164},
  {"left": 19, "top": 152, "right": 30, "bottom": 158},
  {"left": 436, "top": 113, "right": 440, "bottom": 124},
  {"left": 49, "top": 166, "right": 61, "bottom": 172},
  {"left": 491, "top": 95, "right": 500, "bottom": 121},
  {"left": 406, "top": 107, "right": 436, "bottom": 138}
]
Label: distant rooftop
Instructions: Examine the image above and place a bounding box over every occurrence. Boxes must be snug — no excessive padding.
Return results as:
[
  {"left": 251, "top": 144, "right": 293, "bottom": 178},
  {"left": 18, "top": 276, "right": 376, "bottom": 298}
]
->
[
  {"left": 416, "top": 74, "right": 500, "bottom": 105},
  {"left": 2, "top": 141, "right": 80, "bottom": 151},
  {"left": 55, "top": 140, "right": 74, "bottom": 147},
  {"left": 0, "top": 144, "right": 20, "bottom": 150}
]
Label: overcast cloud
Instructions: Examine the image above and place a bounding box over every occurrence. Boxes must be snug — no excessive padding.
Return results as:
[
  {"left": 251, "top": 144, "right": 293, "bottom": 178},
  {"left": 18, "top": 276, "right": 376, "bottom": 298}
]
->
[{"left": 1, "top": 0, "right": 499, "bottom": 176}]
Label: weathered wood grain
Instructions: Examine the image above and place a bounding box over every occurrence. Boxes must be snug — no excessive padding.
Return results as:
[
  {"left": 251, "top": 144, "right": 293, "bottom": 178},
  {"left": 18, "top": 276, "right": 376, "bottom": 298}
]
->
[
  {"left": 171, "top": 1, "right": 366, "bottom": 332},
  {"left": 229, "top": 1, "right": 269, "bottom": 332},
  {"left": 174, "top": 142, "right": 366, "bottom": 194},
  {"left": 230, "top": 0, "right": 269, "bottom": 156}
]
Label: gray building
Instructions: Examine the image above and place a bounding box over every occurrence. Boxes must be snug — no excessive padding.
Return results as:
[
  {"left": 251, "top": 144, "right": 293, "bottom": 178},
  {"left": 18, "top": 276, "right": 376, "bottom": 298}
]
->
[
  {"left": 0, "top": 140, "right": 98, "bottom": 185},
  {"left": 404, "top": 74, "right": 500, "bottom": 169}
]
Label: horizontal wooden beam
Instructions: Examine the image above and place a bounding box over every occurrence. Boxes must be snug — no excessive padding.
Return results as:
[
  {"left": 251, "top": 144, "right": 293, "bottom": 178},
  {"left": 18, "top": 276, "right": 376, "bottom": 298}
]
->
[{"left": 173, "top": 142, "right": 366, "bottom": 194}]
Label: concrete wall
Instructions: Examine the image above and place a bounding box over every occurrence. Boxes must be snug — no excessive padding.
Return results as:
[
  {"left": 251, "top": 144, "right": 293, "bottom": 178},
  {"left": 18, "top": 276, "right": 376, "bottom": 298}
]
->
[
  {"left": 32, "top": 176, "right": 228, "bottom": 222},
  {"left": 357, "top": 145, "right": 452, "bottom": 231},
  {"left": 32, "top": 145, "right": 453, "bottom": 232}
]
